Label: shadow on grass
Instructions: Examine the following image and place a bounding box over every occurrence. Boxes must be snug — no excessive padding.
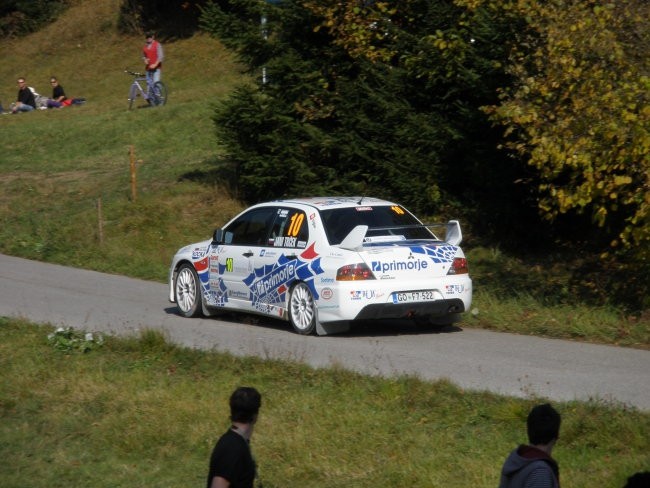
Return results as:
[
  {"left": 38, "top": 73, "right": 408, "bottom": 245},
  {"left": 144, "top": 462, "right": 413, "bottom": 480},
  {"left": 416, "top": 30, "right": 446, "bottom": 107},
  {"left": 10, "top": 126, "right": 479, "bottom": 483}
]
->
[{"left": 178, "top": 156, "right": 241, "bottom": 195}]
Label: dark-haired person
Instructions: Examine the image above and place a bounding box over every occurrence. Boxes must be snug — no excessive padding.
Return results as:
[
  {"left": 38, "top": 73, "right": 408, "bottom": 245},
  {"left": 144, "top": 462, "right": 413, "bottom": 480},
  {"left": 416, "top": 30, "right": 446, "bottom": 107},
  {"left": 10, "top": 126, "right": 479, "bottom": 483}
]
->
[
  {"left": 206, "top": 387, "right": 262, "bottom": 488},
  {"left": 499, "top": 403, "right": 562, "bottom": 488},
  {"left": 142, "top": 31, "right": 164, "bottom": 85},
  {"left": 11, "top": 78, "right": 36, "bottom": 113},
  {"left": 47, "top": 77, "right": 85, "bottom": 108},
  {"left": 624, "top": 471, "right": 650, "bottom": 488}
]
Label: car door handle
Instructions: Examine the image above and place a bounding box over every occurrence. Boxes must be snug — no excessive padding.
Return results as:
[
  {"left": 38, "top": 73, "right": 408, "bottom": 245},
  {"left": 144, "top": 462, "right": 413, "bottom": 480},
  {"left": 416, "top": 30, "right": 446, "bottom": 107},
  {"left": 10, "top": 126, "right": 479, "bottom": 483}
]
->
[
  {"left": 285, "top": 254, "right": 297, "bottom": 260},
  {"left": 242, "top": 251, "right": 254, "bottom": 257}
]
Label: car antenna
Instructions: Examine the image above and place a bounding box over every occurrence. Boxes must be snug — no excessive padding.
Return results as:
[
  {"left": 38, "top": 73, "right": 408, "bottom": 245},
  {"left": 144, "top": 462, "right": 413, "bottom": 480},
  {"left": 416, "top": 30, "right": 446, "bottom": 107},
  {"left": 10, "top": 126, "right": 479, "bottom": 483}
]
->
[{"left": 357, "top": 196, "right": 364, "bottom": 205}]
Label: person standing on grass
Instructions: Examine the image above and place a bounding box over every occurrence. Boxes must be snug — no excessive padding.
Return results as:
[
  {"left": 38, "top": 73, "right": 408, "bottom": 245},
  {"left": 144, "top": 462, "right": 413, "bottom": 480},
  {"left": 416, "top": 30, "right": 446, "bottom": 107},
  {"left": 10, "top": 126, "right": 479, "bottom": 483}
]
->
[
  {"left": 11, "top": 77, "right": 36, "bottom": 113},
  {"left": 207, "top": 387, "right": 262, "bottom": 488},
  {"left": 142, "top": 31, "right": 164, "bottom": 85},
  {"left": 498, "top": 403, "right": 562, "bottom": 488}
]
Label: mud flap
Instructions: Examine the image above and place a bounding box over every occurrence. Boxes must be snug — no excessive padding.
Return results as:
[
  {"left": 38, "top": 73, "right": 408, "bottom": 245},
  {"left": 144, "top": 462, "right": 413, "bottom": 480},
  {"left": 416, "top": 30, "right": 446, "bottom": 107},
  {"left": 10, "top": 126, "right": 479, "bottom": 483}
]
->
[{"left": 316, "top": 320, "right": 351, "bottom": 336}]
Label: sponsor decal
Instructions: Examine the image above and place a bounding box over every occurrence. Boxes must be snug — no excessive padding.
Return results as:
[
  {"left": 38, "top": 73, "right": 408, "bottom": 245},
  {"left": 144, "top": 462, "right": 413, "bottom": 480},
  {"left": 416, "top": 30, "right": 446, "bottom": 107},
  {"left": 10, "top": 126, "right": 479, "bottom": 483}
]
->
[
  {"left": 371, "top": 259, "right": 428, "bottom": 273},
  {"left": 254, "top": 263, "right": 296, "bottom": 296},
  {"left": 321, "top": 287, "right": 333, "bottom": 300},
  {"left": 192, "top": 247, "right": 207, "bottom": 259},
  {"left": 445, "top": 284, "right": 465, "bottom": 294},
  {"left": 409, "top": 245, "right": 457, "bottom": 264},
  {"left": 241, "top": 248, "right": 325, "bottom": 310},
  {"left": 320, "top": 277, "right": 335, "bottom": 284},
  {"left": 228, "top": 290, "right": 249, "bottom": 299},
  {"left": 350, "top": 290, "right": 377, "bottom": 300},
  {"left": 225, "top": 257, "right": 234, "bottom": 272},
  {"left": 274, "top": 236, "right": 297, "bottom": 247}
]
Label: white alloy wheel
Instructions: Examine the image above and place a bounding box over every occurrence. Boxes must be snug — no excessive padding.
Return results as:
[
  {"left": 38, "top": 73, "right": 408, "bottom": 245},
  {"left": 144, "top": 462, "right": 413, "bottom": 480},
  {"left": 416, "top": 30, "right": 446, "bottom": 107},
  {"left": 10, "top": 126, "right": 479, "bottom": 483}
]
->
[
  {"left": 289, "top": 282, "right": 317, "bottom": 334},
  {"left": 175, "top": 264, "right": 202, "bottom": 317}
]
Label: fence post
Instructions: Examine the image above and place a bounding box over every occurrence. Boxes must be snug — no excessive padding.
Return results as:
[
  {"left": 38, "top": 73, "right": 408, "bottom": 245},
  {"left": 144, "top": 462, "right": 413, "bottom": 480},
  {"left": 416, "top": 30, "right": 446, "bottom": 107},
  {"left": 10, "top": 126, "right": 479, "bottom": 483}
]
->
[
  {"left": 97, "top": 197, "right": 104, "bottom": 244},
  {"left": 129, "top": 145, "right": 137, "bottom": 202}
]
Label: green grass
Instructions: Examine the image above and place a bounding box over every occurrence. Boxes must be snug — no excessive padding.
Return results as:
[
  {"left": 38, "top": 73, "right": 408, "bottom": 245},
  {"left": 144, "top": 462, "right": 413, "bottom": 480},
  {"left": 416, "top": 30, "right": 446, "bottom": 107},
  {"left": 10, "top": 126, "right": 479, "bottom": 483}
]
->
[
  {"left": 1, "top": 318, "right": 648, "bottom": 488},
  {"left": 0, "top": 0, "right": 648, "bottom": 347}
]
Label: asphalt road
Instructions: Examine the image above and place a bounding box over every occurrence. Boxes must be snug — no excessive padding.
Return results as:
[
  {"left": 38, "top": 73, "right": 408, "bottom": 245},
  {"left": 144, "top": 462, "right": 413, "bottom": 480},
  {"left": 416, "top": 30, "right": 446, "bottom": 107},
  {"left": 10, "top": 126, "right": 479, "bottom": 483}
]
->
[{"left": 1, "top": 253, "right": 648, "bottom": 410}]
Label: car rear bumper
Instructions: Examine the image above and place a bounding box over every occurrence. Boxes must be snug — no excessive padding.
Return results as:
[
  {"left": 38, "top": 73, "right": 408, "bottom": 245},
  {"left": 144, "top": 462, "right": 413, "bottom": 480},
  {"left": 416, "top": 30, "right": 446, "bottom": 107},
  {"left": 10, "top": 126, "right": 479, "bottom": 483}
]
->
[{"left": 352, "top": 298, "right": 466, "bottom": 320}]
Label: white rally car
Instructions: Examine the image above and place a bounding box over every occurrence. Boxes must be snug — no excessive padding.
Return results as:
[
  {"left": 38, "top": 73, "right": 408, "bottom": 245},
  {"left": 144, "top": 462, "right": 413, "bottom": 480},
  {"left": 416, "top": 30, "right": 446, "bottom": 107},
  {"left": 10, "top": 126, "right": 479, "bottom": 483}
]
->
[{"left": 168, "top": 197, "right": 472, "bottom": 335}]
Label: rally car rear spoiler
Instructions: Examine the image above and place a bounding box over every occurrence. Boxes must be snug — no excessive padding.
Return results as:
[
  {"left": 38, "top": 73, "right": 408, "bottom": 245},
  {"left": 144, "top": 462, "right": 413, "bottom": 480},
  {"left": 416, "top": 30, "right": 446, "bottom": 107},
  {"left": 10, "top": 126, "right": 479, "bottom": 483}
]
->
[{"left": 338, "top": 220, "right": 463, "bottom": 251}]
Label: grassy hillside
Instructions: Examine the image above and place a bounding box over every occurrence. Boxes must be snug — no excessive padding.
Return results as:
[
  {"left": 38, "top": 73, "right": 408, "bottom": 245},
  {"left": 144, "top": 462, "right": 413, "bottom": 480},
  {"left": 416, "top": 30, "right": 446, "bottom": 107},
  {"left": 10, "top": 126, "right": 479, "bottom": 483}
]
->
[
  {"left": 0, "top": 0, "right": 245, "bottom": 277},
  {"left": 0, "top": 0, "right": 648, "bottom": 347}
]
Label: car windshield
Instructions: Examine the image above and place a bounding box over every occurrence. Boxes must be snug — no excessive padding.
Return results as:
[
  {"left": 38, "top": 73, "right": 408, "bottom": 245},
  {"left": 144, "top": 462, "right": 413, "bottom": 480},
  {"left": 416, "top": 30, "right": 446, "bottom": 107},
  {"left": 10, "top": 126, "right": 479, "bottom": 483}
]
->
[{"left": 320, "top": 205, "right": 435, "bottom": 245}]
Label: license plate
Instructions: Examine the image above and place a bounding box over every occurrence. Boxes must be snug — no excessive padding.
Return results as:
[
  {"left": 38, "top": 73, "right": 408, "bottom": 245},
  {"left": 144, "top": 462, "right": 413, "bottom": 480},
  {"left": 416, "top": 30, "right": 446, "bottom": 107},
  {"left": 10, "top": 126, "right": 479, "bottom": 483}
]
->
[{"left": 391, "top": 290, "right": 441, "bottom": 304}]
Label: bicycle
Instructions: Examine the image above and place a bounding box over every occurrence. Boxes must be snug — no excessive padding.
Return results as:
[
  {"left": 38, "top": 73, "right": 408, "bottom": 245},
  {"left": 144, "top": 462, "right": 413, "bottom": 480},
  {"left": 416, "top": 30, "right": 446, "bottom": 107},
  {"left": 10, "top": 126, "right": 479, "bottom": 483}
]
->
[{"left": 125, "top": 69, "right": 168, "bottom": 110}]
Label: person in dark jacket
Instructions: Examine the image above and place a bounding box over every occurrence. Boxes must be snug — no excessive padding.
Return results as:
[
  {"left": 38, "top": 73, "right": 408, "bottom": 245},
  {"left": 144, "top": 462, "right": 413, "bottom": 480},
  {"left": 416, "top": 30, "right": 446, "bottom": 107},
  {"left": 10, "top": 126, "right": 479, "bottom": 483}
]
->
[
  {"left": 499, "top": 403, "right": 561, "bottom": 488},
  {"left": 11, "top": 77, "right": 36, "bottom": 113}
]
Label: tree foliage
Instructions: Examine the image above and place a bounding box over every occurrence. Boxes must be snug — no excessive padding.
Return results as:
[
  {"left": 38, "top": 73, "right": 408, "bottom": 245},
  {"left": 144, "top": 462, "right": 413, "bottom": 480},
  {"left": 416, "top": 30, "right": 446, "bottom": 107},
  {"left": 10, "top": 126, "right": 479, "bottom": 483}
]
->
[
  {"left": 118, "top": 0, "right": 208, "bottom": 38},
  {"left": 201, "top": 0, "right": 530, "bottom": 224},
  {"left": 0, "top": 0, "right": 67, "bottom": 38},
  {"left": 473, "top": 0, "right": 649, "bottom": 261}
]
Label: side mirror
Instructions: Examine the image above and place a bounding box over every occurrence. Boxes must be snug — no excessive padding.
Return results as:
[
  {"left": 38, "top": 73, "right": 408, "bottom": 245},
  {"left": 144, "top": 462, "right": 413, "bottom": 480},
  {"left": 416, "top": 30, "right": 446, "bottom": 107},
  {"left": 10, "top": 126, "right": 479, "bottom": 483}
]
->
[{"left": 212, "top": 228, "right": 224, "bottom": 244}]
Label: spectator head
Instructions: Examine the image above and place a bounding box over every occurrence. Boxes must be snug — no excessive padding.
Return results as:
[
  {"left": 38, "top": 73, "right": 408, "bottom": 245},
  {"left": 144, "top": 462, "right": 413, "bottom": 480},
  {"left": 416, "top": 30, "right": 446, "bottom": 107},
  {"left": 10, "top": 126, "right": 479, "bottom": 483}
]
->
[
  {"left": 17, "top": 78, "right": 26, "bottom": 87},
  {"left": 50, "top": 77, "right": 58, "bottom": 86},
  {"left": 624, "top": 471, "right": 650, "bottom": 488},
  {"left": 145, "top": 31, "right": 155, "bottom": 42},
  {"left": 527, "top": 403, "right": 561, "bottom": 445},
  {"left": 230, "top": 387, "right": 261, "bottom": 424}
]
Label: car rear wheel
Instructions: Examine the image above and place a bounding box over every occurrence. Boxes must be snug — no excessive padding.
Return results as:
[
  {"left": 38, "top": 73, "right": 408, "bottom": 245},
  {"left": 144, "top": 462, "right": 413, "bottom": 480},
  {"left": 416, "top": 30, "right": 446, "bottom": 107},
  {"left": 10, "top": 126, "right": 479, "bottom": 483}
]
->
[
  {"left": 175, "top": 264, "right": 202, "bottom": 317},
  {"left": 289, "top": 282, "right": 317, "bottom": 335}
]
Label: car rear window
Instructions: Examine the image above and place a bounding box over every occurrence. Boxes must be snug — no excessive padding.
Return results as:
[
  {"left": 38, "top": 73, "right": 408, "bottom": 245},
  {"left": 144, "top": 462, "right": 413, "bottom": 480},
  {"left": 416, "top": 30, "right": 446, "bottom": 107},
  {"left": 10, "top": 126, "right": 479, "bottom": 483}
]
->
[{"left": 320, "top": 205, "right": 434, "bottom": 245}]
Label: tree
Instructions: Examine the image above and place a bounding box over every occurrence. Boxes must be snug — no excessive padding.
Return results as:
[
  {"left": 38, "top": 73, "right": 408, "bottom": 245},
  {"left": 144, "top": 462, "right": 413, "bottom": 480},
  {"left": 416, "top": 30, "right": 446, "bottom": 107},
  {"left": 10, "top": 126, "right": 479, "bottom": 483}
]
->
[
  {"left": 201, "top": 0, "right": 531, "bottom": 228},
  {"left": 476, "top": 0, "right": 650, "bottom": 261}
]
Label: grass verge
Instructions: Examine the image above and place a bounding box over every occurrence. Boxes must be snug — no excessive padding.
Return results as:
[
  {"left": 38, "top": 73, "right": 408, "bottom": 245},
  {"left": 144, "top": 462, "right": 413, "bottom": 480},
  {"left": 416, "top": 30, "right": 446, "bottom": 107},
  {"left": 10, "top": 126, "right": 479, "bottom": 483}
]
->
[{"left": 1, "top": 318, "right": 648, "bottom": 488}]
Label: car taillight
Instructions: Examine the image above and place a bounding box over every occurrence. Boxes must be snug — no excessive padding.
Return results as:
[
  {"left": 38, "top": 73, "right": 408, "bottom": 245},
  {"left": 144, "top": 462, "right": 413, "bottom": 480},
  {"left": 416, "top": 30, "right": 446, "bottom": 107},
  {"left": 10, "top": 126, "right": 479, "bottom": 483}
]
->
[
  {"left": 447, "top": 257, "right": 469, "bottom": 275},
  {"left": 336, "top": 263, "right": 376, "bottom": 281}
]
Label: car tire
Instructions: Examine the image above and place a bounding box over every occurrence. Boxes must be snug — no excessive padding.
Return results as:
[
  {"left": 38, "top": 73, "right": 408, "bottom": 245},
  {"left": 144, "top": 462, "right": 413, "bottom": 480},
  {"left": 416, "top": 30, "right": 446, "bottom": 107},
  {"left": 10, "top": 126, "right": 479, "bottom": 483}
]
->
[
  {"left": 174, "top": 263, "right": 202, "bottom": 318},
  {"left": 288, "top": 282, "right": 317, "bottom": 335}
]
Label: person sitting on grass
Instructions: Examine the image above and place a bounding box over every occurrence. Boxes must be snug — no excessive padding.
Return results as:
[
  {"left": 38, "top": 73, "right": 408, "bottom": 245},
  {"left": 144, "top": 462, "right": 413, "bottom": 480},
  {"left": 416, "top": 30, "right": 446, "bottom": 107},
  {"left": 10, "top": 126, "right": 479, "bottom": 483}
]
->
[
  {"left": 11, "top": 77, "right": 36, "bottom": 113},
  {"left": 46, "top": 76, "right": 86, "bottom": 108}
]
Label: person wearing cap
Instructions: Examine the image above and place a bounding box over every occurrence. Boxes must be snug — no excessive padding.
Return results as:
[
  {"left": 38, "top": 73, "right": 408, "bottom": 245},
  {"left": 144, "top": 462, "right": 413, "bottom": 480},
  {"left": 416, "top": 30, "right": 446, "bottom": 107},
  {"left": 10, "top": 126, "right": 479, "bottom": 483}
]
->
[
  {"left": 142, "top": 31, "right": 164, "bottom": 85},
  {"left": 206, "top": 387, "right": 262, "bottom": 488}
]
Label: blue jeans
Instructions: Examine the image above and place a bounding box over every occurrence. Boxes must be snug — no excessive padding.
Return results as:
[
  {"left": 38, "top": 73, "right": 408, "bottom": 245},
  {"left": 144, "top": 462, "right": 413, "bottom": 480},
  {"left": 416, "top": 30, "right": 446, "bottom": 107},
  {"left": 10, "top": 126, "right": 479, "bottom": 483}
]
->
[
  {"left": 13, "top": 103, "right": 34, "bottom": 113},
  {"left": 146, "top": 69, "right": 161, "bottom": 85}
]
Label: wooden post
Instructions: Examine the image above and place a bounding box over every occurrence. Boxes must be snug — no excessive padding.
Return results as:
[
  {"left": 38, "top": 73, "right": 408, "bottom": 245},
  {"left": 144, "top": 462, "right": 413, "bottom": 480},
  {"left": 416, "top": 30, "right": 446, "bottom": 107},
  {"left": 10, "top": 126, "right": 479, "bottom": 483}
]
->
[
  {"left": 97, "top": 197, "right": 104, "bottom": 245},
  {"left": 129, "top": 145, "right": 137, "bottom": 202}
]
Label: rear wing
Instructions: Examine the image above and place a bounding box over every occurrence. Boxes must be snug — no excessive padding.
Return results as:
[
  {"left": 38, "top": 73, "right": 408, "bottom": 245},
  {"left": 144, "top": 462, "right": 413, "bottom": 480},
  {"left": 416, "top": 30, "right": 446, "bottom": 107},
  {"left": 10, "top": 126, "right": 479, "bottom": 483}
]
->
[{"left": 338, "top": 220, "right": 463, "bottom": 251}]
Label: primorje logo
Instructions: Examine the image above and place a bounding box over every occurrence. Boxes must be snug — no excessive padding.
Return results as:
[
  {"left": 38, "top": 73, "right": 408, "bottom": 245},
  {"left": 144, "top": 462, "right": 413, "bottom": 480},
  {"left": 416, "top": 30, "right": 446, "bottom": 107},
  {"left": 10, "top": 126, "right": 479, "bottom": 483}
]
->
[{"left": 371, "top": 259, "right": 428, "bottom": 273}]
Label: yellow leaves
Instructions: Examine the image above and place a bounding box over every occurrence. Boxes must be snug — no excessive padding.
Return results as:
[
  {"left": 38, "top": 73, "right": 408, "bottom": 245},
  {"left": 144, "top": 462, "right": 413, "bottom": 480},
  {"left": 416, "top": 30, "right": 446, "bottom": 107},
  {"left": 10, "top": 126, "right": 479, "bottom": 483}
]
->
[
  {"left": 613, "top": 175, "right": 633, "bottom": 186},
  {"left": 483, "top": 0, "right": 650, "bottom": 253}
]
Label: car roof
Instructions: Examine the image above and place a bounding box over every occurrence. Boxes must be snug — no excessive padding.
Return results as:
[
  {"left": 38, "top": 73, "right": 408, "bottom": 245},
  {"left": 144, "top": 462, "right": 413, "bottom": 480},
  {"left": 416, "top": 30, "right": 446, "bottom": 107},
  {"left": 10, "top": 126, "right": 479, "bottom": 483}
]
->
[{"left": 270, "top": 196, "right": 398, "bottom": 210}]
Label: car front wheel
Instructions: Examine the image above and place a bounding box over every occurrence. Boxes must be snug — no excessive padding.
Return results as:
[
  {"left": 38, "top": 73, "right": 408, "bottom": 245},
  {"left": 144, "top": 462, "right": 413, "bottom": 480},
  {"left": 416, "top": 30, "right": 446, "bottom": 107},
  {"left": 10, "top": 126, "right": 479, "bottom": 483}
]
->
[
  {"left": 174, "top": 264, "right": 202, "bottom": 318},
  {"left": 288, "top": 282, "right": 317, "bottom": 335}
]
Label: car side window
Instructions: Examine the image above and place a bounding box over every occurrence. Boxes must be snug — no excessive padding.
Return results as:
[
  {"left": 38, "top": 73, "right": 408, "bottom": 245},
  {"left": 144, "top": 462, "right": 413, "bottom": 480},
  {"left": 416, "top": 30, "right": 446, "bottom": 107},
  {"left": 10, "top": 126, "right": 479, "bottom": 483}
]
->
[
  {"left": 224, "top": 207, "right": 277, "bottom": 246},
  {"left": 268, "top": 208, "right": 309, "bottom": 248}
]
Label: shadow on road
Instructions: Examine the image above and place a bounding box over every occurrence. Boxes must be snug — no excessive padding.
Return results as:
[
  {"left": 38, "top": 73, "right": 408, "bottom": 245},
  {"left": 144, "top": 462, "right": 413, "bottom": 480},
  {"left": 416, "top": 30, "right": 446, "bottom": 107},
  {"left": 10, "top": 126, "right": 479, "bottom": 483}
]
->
[{"left": 164, "top": 307, "right": 463, "bottom": 337}]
